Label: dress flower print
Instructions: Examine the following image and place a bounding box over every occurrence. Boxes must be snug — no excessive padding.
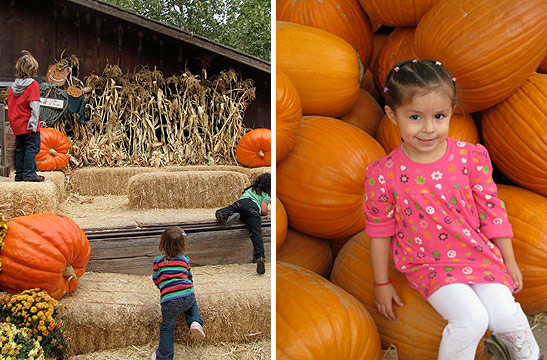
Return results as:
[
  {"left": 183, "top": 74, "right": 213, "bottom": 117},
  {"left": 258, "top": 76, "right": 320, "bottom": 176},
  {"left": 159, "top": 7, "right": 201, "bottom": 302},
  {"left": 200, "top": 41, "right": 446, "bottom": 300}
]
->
[{"left": 364, "top": 138, "right": 515, "bottom": 299}]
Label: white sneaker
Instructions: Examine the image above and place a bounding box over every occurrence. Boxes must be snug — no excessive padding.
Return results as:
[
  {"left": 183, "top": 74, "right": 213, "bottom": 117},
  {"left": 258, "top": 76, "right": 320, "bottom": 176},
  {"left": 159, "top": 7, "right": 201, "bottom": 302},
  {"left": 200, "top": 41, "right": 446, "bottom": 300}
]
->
[
  {"left": 190, "top": 321, "right": 206, "bottom": 341},
  {"left": 151, "top": 351, "right": 157, "bottom": 360}
]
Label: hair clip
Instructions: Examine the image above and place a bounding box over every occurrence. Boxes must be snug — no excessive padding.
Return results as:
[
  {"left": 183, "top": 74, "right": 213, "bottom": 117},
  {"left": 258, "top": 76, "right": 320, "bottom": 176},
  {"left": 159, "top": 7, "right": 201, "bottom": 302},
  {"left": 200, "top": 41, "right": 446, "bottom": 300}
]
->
[
  {"left": 383, "top": 86, "right": 388, "bottom": 93},
  {"left": 452, "top": 77, "right": 457, "bottom": 82},
  {"left": 412, "top": 59, "right": 417, "bottom": 63},
  {"left": 435, "top": 61, "right": 442, "bottom": 66},
  {"left": 394, "top": 66, "right": 400, "bottom": 72}
]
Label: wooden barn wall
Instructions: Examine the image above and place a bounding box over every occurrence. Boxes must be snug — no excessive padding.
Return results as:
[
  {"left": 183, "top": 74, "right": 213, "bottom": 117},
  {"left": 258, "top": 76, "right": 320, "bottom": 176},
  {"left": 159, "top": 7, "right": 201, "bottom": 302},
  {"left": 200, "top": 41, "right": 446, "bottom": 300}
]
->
[{"left": 0, "top": 0, "right": 270, "bottom": 129}]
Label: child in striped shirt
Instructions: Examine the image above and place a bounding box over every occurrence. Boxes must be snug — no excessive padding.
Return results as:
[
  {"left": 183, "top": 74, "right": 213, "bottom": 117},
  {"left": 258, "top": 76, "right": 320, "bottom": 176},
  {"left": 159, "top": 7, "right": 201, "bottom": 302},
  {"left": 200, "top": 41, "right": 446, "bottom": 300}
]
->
[{"left": 151, "top": 226, "right": 205, "bottom": 360}]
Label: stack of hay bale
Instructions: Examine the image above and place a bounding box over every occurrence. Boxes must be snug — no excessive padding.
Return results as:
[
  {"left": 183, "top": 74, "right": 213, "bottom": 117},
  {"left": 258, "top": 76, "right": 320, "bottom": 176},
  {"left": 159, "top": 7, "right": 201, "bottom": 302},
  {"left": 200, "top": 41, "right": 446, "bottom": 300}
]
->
[
  {"left": 59, "top": 264, "right": 271, "bottom": 357},
  {"left": 0, "top": 166, "right": 270, "bottom": 219}
]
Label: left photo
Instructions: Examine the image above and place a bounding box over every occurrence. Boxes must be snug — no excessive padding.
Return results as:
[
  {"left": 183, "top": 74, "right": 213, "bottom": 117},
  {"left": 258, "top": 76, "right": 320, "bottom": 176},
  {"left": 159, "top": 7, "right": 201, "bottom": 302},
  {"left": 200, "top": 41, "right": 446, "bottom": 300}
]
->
[{"left": 0, "top": 0, "right": 272, "bottom": 359}]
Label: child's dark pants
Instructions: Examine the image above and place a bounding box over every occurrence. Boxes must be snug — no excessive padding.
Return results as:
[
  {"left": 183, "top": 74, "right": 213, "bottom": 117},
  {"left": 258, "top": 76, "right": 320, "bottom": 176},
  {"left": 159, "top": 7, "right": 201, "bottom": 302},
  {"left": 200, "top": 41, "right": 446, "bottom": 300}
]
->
[
  {"left": 156, "top": 293, "right": 203, "bottom": 360},
  {"left": 14, "top": 132, "right": 40, "bottom": 180},
  {"left": 216, "top": 198, "right": 264, "bottom": 259}
]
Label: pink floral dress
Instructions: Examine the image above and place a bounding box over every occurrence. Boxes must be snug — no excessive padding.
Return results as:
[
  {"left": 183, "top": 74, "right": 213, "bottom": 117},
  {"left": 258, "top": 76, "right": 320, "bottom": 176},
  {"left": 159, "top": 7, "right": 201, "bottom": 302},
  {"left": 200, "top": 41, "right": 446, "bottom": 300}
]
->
[{"left": 364, "top": 137, "right": 515, "bottom": 299}]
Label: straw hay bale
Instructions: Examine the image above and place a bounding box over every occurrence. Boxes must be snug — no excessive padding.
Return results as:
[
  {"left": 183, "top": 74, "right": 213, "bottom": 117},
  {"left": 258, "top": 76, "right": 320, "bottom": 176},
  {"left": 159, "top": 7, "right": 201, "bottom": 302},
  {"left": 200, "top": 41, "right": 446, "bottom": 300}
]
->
[
  {"left": 71, "top": 340, "right": 271, "bottom": 360},
  {"left": 69, "top": 167, "right": 157, "bottom": 195},
  {"left": 42, "top": 171, "right": 66, "bottom": 201},
  {"left": 128, "top": 171, "right": 249, "bottom": 209},
  {"left": 0, "top": 177, "right": 58, "bottom": 220},
  {"left": 245, "top": 167, "right": 271, "bottom": 184},
  {"left": 163, "top": 165, "right": 251, "bottom": 179},
  {"left": 59, "top": 263, "right": 270, "bottom": 355},
  {"left": 69, "top": 166, "right": 253, "bottom": 197}
]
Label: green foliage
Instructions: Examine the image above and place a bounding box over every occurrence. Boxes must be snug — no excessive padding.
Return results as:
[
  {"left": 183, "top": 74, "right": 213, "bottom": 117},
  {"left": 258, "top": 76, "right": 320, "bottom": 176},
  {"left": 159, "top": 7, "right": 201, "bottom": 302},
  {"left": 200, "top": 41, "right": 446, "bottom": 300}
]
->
[{"left": 106, "top": 0, "right": 271, "bottom": 61}]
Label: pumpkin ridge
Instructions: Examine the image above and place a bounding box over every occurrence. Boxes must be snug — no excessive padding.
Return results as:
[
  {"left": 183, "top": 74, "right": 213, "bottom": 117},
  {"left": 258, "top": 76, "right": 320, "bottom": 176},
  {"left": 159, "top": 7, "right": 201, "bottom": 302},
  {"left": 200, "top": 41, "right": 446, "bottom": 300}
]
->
[
  {"left": 278, "top": 275, "right": 324, "bottom": 358},
  {"left": 3, "top": 227, "right": 67, "bottom": 271},
  {"left": 483, "top": 98, "right": 547, "bottom": 186}
]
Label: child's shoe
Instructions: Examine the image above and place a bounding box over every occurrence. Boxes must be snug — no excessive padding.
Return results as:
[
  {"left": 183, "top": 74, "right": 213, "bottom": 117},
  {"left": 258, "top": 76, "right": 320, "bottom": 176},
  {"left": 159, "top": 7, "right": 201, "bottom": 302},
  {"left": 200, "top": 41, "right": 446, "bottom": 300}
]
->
[
  {"left": 24, "top": 175, "right": 45, "bottom": 182},
  {"left": 224, "top": 213, "right": 240, "bottom": 229},
  {"left": 215, "top": 210, "right": 227, "bottom": 223},
  {"left": 256, "top": 256, "right": 265, "bottom": 275},
  {"left": 190, "top": 321, "right": 206, "bottom": 341},
  {"left": 150, "top": 351, "right": 157, "bottom": 360}
]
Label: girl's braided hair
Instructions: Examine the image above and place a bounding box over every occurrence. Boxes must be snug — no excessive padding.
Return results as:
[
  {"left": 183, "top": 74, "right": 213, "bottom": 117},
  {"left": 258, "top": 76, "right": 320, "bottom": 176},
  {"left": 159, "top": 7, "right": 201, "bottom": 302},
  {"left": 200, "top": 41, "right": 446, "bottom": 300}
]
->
[
  {"left": 245, "top": 173, "right": 271, "bottom": 196},
  {"left": 384, "top": 59, "right": 456, "bottom": 110}
]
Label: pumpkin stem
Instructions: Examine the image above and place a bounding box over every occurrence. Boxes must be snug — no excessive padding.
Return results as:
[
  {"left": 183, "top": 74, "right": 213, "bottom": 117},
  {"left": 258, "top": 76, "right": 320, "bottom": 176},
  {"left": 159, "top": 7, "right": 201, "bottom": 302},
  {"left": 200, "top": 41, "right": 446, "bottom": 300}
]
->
[
  {"left": 48, "top": 148, "right": 58, "bottom": 156},
  {"left": 63, "top": 264, "right": 77, "bottom": 282},
  {"left": 257, "top": 150, "right": 264, "bottom": 158}
]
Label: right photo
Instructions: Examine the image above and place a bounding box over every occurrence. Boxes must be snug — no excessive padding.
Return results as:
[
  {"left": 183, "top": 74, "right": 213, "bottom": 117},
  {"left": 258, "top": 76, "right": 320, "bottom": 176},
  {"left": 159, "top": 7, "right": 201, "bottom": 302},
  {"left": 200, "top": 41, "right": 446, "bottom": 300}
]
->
[{"left": 275, "top": 0, "right": 547, "bottom": 359}]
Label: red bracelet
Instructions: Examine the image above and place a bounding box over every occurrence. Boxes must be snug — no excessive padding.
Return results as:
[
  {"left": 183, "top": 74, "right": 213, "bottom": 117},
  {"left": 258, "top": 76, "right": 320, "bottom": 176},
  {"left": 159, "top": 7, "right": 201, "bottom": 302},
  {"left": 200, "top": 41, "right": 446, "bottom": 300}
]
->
[{"left": 373, "top": 279, "right": 393, "bottom": 286}]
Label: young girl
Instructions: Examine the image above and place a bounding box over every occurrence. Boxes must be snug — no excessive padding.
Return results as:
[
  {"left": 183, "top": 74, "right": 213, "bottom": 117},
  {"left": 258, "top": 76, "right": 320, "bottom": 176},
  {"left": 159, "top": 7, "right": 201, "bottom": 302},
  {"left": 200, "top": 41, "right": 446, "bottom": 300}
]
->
[
  {"left": 7, "top": 50, "right": 44, "bottom": 182},
  {"left": 365, "top": 60, "right": 541, "bottom": 360},
  {"left": 152, "top": 226, "right": 205, "bottom": 360},
  {"left": 215, "top": 173, "right": 271, "bottom": 275}
]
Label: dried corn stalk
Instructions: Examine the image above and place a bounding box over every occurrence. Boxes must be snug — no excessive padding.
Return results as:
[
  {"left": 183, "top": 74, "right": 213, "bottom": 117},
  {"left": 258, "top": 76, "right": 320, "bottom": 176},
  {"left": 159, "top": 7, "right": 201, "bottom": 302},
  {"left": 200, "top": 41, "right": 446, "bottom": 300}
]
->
[{"left": 55, "top": 64, "right": 255, "bottom": 167}]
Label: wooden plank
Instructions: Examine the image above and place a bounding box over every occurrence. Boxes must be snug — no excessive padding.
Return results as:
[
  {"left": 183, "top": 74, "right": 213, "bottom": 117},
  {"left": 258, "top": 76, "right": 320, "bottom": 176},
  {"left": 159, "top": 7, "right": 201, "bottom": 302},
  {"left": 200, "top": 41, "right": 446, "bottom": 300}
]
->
[
  {"left": 86, "top": 226, "right": 271, "bottom": 275},
  {"left": 118, "top": 24, "right": 141, "bottom": 74},
  {"left": 0, "top": 104, "right": 9, "bottom": 176},
  {"left": 88, "top": 228, "right": 271, "bottom": 260},
  {"left": 35, "top": 0, "right": 56, "bottom": 74},
  {"left": 13, "top": 0, "right": 36, "bottom": 56},
  {"left": 97, "top": 15, "right": 121, "bottom": 70},
  {"left": 65, "top": 0, "right": 270, "bottom": 73},
  {"left": 77, "top": 10, "right": 99, "bottom": 76},
  {"left": 0, "top": 1, "right": 14, "bottom": 79},
  {"left": 55, "top": 2, "right": 80, "bottom": 71}
]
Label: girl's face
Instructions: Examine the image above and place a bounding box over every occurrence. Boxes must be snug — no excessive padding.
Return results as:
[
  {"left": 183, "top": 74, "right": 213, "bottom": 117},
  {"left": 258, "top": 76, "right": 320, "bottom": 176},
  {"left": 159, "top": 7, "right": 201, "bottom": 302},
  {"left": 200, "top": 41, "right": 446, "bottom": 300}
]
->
[{"left": 385, "top": 90, "right": 454, "bottom": 163}]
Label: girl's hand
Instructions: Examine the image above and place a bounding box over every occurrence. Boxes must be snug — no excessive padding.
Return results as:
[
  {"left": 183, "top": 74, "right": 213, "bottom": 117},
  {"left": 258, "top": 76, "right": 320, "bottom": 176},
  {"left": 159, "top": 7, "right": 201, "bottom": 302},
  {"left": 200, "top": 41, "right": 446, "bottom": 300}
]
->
[
  {"left": 374, "top": 284, "right": 404, "bottom": 321},
  {"left": 261, "top": 201, "right": 269, "bottom": 216},
  {"left": 505, "top": 260, "right": 523, "bottom": 293}
]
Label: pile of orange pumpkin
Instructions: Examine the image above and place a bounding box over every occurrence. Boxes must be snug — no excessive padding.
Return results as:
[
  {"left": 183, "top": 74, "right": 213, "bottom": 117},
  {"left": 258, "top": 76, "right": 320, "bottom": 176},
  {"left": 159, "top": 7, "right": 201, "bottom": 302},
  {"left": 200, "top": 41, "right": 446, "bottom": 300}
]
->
[{"left": 276, "top": 0, "right": 547, "bottom": 359}]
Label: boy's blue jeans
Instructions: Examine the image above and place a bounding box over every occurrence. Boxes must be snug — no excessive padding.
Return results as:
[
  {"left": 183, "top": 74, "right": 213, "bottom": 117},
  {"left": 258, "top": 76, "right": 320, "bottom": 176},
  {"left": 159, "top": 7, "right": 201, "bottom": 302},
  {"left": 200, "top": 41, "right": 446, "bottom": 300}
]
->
[
  {"left": 156, "top": 293, "right": 203, "bottom": 360},
  {"left": 14, "top": 132, "right": 40, "bottom": 180}
]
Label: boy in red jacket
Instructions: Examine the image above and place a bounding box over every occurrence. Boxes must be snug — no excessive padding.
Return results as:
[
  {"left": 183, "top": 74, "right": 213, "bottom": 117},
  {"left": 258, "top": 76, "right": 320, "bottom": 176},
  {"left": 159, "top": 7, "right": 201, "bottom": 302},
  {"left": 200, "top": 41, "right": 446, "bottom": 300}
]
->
[{"left": 7, "top": 50, "right": 44, "bottom": 182}]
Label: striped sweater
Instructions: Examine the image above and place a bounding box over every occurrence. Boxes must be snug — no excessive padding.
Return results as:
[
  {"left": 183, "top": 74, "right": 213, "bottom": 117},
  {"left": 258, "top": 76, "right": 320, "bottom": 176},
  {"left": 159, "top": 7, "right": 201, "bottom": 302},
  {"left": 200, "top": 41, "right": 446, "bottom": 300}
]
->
[{"left": 152, "top": 254, "right": 194, "bottom": 303}]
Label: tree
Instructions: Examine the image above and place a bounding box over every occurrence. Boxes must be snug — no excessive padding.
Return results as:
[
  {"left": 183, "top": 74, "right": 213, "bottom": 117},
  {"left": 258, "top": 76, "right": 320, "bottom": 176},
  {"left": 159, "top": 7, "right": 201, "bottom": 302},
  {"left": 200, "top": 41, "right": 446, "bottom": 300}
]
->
[{"left": 105, "top": 0, "right": 271, "bottom": 61}]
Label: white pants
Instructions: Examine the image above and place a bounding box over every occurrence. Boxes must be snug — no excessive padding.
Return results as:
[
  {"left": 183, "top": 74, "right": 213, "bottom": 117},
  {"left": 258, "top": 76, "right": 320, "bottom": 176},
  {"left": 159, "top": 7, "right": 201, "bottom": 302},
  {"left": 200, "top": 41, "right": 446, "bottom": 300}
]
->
[{"left": 427, "top": 283, "right": 539, "bottom": 360}]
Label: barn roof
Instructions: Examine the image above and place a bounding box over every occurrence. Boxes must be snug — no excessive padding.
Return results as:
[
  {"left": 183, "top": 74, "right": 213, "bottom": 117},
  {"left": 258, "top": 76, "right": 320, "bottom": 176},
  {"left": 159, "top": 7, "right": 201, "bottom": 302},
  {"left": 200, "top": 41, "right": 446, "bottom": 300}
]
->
[{"left": 67, "top": 0, "right": 271, "bottom": 73}]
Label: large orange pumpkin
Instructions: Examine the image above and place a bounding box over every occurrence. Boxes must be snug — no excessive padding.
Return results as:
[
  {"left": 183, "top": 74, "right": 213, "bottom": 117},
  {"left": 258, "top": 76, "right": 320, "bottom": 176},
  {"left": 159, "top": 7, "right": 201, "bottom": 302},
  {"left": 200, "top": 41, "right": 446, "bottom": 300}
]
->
[
  {"left": 482, "top": 73, "right": 547, "bottom": 196},
  {"left": 330, "top": 231, "right": 488, "bottom": 360},
  {"left": 35, "top": 128, "right": 70, "bottom": 171},
  {"left": 277, "top": 261, "right": 382, "bottom": 360},
  {"left": 235, "top": 128, "right": 271, "bottom": 167},
  {"left": 373, "top": 27, "right": 418, "bottom": 93},
  {"left": 276, "top": 70, "right": 302, "bottom": 163},
  {"left": 375, "top": 112, "right": 479, "bottom": 154},
  {"left": 276, "top": 0, "right": 373, "bottom": 69},
  {"left": 361, "top": 69, "right": 379, "bottom": 99},
  {"left": 277, "top": 229, "right": 333, "bottom": 278},
  {"left": 276, "top": 197, "right": 288, "bottom": 251},
  {"left": 359, "top": 0, "right": 441, "bottom": 27},
  {"left": 415, "top": 0, "right": 547, "bottom": 113},
  {"left": 0, "top": 213, "right": 91, "bottom": 299},
  {"left": 277, "top": 116, "right": 385, "bottom": 239},
  {"left": 277, "top": 21, "right": 361, "bottom": 117},
  {"left": 539, "top": 54, "right": 547, "bottom": 74},
  {"left": 497, "top": 185, "right": 547, "bottom": 315},
  {"left": 340, "top": 89, "right": 383, "bottom": 137}
]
